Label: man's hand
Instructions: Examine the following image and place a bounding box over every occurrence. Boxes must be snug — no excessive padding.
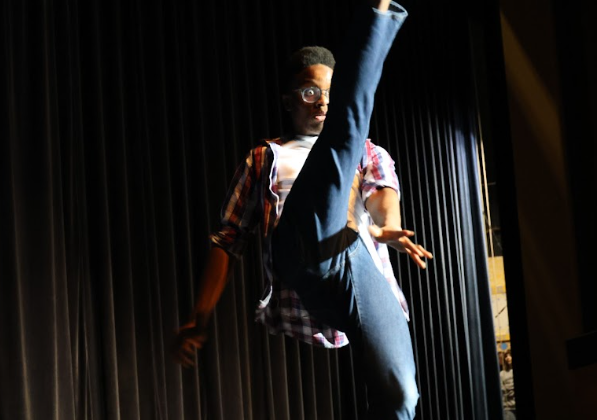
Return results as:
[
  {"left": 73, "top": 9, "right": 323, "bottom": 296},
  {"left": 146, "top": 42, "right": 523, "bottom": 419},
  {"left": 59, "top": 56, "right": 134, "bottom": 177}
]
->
[
  {"left": 368, "top": 225, "right": 433, "bottom": 269},
  {"left": 365, "top": 187, "right": 432, "bottom": 269},
  {"left": 172, "top": 320, "right": 207, "bottom": 368}
]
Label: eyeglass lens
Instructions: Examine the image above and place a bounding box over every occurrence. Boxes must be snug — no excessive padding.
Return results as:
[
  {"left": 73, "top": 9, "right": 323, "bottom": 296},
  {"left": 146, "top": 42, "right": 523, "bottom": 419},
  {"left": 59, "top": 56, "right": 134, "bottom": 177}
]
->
[{"left": 300, "top": 87, "right": 329, "bottom": 103}]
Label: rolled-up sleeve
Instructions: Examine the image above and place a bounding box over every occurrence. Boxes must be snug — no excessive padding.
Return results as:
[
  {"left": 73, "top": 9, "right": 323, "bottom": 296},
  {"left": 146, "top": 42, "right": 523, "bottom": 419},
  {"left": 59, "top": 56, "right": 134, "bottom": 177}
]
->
[
  {"left": 361, "top": 140, "right": 400, "bottom": 203},
  {"left": 209, "top": 150, "right": 261, "bottom": 258}
]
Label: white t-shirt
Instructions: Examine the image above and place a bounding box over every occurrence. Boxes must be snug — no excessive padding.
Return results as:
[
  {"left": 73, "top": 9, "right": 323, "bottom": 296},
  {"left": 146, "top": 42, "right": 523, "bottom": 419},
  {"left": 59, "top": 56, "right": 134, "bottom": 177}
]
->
[{"left": 275, "top": 134, "right": 318, "bottom": 211}]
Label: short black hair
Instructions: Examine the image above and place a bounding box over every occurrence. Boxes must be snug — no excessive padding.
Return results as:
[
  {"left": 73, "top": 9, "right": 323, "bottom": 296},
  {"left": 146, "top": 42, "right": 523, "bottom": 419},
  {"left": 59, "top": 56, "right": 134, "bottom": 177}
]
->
[{"left": 282, "top": 46, "right": 335, "bottom": 92}]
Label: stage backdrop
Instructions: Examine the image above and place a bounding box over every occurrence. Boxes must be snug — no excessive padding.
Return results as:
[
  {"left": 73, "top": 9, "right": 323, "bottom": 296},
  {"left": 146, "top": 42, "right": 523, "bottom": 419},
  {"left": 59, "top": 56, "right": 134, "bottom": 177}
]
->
[{"left": 1, "top": 0, "right": 502, "bottom": 419}]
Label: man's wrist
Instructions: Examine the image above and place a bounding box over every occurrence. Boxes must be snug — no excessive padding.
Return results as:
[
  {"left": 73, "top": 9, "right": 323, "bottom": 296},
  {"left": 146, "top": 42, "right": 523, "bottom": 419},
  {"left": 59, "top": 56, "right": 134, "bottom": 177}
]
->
[
  {"left": 192, "top": 311, "right": 210, "bottom": 329},
  {"left": 379, "top": 224, "right": 403, "bottom": 231}
]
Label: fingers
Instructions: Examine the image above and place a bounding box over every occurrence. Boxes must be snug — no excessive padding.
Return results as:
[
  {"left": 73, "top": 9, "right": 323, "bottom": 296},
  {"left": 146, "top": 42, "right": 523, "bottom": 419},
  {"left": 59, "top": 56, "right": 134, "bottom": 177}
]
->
[
  {"left": 417, "top": 244, "right": 434, "bottom": 260},
  {"left": 400, "top": 237, "right": 424, "bottom": 256},
  {"left": 177, "top": 343, "right": 197, "bottom": 368},
  {"left": 369, "top": 225, "right": 433, "bottom": 270},
  {"left": 187, "top": 336, "right": 205, "bottom": 347},
  {"left": 172, "top": 326, "right": 207, "bottom": 368},
  {"left": 172, "top": 342, "right": 194, "bottom": 367},
  {"left": 402, "top": 239, "right": 433, "bottom": 269},
  {"left": 405, "top": 247, "right": 427, "bottom": 269},
  {"left": 174, "top": 337, "right": 203, "bottom": 368},
  {"left": 404, "top": 241, "right": 433, "bottom": 259}
]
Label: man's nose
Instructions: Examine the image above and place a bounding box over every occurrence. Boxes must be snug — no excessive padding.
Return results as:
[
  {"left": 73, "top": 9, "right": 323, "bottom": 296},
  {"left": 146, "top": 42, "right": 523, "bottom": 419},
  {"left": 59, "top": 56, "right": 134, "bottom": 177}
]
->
[{"left": 315, "top": 93, "right": 329, "bottom": 107}]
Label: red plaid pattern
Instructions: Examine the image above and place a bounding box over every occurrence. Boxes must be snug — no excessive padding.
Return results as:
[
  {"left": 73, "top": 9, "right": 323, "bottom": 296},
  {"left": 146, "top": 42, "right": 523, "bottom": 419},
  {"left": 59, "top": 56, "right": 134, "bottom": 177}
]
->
[{"left": 210, "top": 138, "right": 407, "bottom": 348}]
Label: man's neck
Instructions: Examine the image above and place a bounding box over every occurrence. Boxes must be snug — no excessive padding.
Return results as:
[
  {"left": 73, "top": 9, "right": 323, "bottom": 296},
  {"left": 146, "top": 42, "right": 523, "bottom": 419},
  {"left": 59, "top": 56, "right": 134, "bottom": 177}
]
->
[{"left": 283, "top": 133, "right": 318, "bottom": 142}]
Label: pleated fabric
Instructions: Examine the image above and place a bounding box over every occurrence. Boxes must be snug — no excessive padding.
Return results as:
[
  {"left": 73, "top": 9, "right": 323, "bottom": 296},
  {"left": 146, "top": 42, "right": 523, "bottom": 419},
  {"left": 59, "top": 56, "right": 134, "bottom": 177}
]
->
[{"left": 0, "top": 0, "right": 502, "bottom": 418}]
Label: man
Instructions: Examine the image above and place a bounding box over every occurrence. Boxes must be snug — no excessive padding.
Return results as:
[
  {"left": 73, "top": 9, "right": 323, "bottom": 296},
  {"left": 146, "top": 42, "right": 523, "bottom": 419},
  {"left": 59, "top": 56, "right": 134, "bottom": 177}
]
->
[{"left": 174, "top": 1, "right": 432, "bottom": 418}]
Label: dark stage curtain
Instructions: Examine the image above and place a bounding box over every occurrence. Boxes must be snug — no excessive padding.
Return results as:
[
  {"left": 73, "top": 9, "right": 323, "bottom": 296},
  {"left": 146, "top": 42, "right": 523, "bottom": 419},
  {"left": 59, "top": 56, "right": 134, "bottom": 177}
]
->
[{"left": 1, "top": 0, "right": 501, "bottom": 419}]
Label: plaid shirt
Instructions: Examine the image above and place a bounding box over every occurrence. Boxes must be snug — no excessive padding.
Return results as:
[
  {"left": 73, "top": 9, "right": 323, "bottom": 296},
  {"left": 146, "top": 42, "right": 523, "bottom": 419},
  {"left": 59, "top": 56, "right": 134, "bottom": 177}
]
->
[{"left": 210, "top": 138, "right": 408, "bottom": 348}]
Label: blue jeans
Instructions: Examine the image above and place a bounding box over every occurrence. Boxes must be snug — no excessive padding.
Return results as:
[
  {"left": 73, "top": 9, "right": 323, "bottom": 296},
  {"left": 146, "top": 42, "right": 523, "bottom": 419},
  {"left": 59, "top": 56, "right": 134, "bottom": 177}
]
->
[{"left": 272, "top": 3, "right": 418, "bottom": 419}]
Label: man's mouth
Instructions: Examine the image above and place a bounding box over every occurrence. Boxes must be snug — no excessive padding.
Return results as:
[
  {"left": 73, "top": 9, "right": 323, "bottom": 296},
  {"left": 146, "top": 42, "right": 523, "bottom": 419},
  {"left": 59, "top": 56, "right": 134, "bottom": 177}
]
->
[{"left": 314, "top": 114, "right": 326, "bottom": 122}]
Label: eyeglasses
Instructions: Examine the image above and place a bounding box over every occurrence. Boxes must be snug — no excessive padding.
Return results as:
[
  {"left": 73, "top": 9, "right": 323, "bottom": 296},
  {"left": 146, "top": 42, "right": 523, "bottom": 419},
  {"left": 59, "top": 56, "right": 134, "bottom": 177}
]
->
[{"left": 293, "top": 86, "right": 330, "bottom": 103}]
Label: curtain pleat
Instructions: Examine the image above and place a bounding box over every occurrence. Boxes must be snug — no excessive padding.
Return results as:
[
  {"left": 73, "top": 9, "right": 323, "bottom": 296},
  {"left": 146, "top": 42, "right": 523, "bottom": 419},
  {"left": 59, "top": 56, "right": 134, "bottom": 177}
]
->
[{"left": 1, "top": 0, "right": 502, "bottom": 419}]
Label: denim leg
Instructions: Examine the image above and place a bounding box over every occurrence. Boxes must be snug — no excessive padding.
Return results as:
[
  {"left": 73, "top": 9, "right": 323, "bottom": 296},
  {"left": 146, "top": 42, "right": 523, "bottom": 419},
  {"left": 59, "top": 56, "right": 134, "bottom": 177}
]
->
[
  {"left": 347, "top": 241, "right": 419, "bottom": 419},
  {"left": 277, "top": 236, "right": 419, "bottom": 419},
  {"left": 271, "top": 3, "right": 417, "bottom": 419},
  {"left": 274, "top": 4, "right": 407, "bottom": 273}
]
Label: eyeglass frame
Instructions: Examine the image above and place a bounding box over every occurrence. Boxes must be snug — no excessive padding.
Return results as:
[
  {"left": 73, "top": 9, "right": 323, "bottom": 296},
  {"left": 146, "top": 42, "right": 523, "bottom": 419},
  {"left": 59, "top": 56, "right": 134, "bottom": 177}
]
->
[{"left": 292, "top": 86, "right": 331, "bottom": 104}]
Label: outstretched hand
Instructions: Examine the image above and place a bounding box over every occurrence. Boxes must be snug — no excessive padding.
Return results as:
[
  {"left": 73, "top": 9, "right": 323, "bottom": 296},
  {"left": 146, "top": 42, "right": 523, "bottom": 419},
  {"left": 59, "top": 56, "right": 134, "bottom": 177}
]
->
[
  {"left": 172, "top": 320, "right": 207, "bottom": 368},
  {"left": 368, "top": 225, "right": 433, "bottom": 269}
]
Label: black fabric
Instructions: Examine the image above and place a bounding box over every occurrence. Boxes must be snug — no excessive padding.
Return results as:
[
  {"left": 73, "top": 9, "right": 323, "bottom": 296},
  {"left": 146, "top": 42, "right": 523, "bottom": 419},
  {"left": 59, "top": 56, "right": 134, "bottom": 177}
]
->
[{"left": 1, "top": 0, "right": 501, "bottom": 419}]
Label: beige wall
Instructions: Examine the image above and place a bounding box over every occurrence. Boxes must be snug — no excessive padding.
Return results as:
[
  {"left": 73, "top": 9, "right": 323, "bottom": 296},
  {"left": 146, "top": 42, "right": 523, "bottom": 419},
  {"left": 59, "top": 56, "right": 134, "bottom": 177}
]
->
[
  {"left": 499, "top": 1, "right": 597, "bottom": 418},
  {"left": 488, "top": 256, "right": 510, "bottom": 344}
]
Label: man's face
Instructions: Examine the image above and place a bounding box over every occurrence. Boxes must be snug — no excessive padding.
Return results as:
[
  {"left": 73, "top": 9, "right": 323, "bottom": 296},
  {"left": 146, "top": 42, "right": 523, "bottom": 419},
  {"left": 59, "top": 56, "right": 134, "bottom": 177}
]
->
[{"left": 284, "top": 64, "right": 333, "bottom": 136}]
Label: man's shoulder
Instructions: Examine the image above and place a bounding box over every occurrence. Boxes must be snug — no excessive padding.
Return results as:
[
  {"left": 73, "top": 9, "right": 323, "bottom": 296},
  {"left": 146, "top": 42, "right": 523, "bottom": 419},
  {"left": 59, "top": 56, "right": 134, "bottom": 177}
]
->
[
  {"left": 246, "top": 138, "right": 282, "bottom": 153},
  {"left": 366, "top": 138, "right": 388, "bottom": 150},
  {"left": 239, "top": 139, "right": 272, "bottom": 156},
  {"left": 363, "top": 138, "right": 383, "bottom": 157},
  {"left": 265, "top": 137, "right": 283, "bottom": 146},
  {"left": 237, "top": 140, "right": 279, "bottom": 173}
]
